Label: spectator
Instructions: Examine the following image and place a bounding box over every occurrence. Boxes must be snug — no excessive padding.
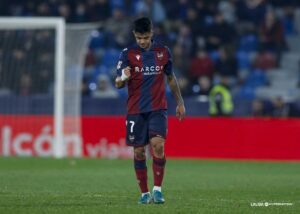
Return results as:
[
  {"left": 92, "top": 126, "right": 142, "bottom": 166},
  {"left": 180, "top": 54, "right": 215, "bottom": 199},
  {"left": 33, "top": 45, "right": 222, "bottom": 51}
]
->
[
  {"left": 81, "top": 76, "right": 91, "bottom": 97},
  {"left": 92, "top": 74, "right": 118, "bottom": 98},
  {"left": 252, "top": 97, "right": 289, "bottom": 117},
  {"left": 134, "top": 0, "right": 166, "bottom": 23},
  {"left": 162, "top": 0, "right": 181, "bottom": 20},
  {"left": 209, "top": 75, "right": 234, "bottom": 116},
  {"left": 197, "top": 76, "right": 212, "bottom": 96},
  {"left": 218, "top": 0, "right": 236, "bottom": 24},
  {"left": 176, "top": 23, "right": 194, "bottom": 57},
  {"left": 205, "top": 12, "right": 236, "bottom": 51},
  {"left": 17, "top": 73, "right": 32, "bottom": 96},
  {"left": 176, "top": 76, "right": 192, "bottom": 97},
  {"left": 215, "top": 46, "right": 238, "bottom": 78},
  {"left": 172, "top": 44, "right": 190, "bottom": 95},
  {"left": 177, "top": 0, "right": 190, "bottom": 20},
  {"left": 188, "top": 49, "right": 214, "bottom": 82},
  {"left": 253, "top": 50, "right": 276, "bottom": 70},
  {"left": 194, "top": 0, "right": 211, "bottom": 20},
  {"left": 153, "top": 23, "right": 170, "bottom": 47},
  {"left": 185, "top": 7, "right": 205, "bottom": 53},
  {"left": 87, "top": 0, "right": 111, "bottom": 22},
  {"left": 0, "top": 0, "right": 298, "bottom": 120},
  {"left": 105, "top": 7, "right": 131, "bottom": 47},
  {"left": 57, "top": 3, "right": 72, "bottom": 22},
  {"left": 281, "top": 5, "right": 298, "bottom": 36},
  {"left": 272, "top": 96, "right": 289, "bottom": 117},
  {"left": 236, "top": 0, "right": 267, "bottom": 26},
  {"left": 33, "top": 69, "right": 52, "bottom": 94},
  {"left": 172, "top": 43, "right": 188, "bottom": 75},
  {"left": 185, "top": 7, "right": 204, "bottom": 36},
  {"left": 36, "top": 2, "right": 51, "bottom": 17},
  {"left": 258, "top": 10, "right": 287, "bottom": 64},
  {"left": 74, "top": 2, "right": 88, "bottom": 23}
]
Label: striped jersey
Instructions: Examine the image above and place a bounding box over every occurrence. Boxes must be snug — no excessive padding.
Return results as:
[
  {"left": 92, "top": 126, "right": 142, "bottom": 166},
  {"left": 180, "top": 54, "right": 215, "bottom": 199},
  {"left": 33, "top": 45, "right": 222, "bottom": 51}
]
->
[{"left": 116, "top": 41, "right": 173, "bottom": 114}]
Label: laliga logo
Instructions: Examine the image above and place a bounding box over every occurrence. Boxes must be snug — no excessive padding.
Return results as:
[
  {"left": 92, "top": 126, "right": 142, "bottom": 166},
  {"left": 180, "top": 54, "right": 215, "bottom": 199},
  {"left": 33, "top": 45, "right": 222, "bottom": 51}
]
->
[{"left": 0, "top": 125, "right": 82, "bottom": 157}]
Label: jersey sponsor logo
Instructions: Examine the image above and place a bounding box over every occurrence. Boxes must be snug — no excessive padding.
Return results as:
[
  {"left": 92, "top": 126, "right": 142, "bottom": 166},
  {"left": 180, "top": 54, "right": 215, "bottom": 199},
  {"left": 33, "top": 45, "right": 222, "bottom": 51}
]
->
[
  {"left": 136, "top": 54, "right": 141, "bottom": 61},
  {"left": 134, "top": 65, "right": 163, "bottom": 74}
]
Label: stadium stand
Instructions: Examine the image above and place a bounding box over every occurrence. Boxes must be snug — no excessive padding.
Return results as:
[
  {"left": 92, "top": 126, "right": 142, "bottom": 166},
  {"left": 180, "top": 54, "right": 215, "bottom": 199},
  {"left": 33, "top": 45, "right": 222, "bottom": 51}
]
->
[{"left": 0, "top": 0, "right": 300, "bottom": 117}]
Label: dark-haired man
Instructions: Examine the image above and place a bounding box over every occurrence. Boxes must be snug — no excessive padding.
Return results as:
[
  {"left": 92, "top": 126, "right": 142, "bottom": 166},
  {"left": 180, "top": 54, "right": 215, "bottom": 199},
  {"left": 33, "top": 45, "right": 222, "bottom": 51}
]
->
[{"left": 115, "top": 17, "right": 185, "bottom": 204}]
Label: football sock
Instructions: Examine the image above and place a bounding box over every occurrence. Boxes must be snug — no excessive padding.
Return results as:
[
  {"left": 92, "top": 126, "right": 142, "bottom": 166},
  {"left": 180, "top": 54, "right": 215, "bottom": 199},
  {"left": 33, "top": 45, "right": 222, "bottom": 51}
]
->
[
  {"left": 152, "top": 156, "right": 166, "bottom": 187},
  {"left": 153, "top": 186, "right": 161, "bottom": 192},
  {"left": 134, "top": 158, "right": 148, "bottom": 193},
  {"left": 141, "top": 192, "right": 150, "bottom": 197}
]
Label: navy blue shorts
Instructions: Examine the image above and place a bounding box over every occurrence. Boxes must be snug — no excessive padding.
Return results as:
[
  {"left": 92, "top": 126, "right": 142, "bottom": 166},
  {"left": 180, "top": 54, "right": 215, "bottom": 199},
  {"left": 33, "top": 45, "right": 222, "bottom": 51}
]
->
[{"left": 126, "top": 110, "right": 167, "bottom": 147}]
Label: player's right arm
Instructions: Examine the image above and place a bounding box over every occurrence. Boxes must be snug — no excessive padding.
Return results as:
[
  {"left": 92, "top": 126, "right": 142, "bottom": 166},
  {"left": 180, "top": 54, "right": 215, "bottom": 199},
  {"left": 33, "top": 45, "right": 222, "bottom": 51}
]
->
[
  {"left": 115, "top": 66, "right": 131, "bottom": 88},
  {"left": 115, "top": 48, "right": 131, "bottom": 89}
]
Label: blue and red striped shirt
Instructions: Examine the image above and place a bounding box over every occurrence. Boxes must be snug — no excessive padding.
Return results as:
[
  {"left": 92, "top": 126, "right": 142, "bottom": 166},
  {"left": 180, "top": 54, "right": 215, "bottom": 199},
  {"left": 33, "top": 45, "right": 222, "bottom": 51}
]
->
[{"left": 116, "top": 41, "right": 173, "bottom": 114}]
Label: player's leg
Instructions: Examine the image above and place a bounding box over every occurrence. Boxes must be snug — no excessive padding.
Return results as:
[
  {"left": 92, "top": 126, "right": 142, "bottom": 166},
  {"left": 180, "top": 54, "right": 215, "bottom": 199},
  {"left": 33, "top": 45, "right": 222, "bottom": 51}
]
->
[
  {"left": 149, "top": 110, "right": 167, "bottom": 204},
  {"left": 133, "top": 146, "right": 151, "bottom": 204},
  {"left": 150, "top": 136, "right": 166, "bottom": 204},
  {"left": 126, "top": 113, "right": 151, "bottom": 204}
]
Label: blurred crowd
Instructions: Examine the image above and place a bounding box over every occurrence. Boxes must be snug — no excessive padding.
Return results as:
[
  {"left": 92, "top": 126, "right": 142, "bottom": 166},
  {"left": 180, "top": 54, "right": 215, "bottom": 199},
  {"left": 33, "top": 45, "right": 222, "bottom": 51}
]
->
[
  {"left": 1, "top": 0, "right": 300, "bottom": 117},
  {"left": 0, "top": 30, "right": 55, "bottom": 96}
]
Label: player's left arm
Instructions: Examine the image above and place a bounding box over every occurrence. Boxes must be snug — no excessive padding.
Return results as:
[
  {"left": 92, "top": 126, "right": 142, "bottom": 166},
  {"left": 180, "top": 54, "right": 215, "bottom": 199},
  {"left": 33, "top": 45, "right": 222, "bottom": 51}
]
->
[
  {"left": 164, "top": 46, "right": 185, "bottom": 121},
  {"left": 167, "top": 73, "right": 186, "bottom": 121}
]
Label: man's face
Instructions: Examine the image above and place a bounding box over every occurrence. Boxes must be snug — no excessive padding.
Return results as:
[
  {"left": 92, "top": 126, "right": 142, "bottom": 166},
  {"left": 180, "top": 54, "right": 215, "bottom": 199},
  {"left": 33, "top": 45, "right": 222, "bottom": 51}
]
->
[{"left": 133, "top": 31, "right": 153, "bottom": 50}]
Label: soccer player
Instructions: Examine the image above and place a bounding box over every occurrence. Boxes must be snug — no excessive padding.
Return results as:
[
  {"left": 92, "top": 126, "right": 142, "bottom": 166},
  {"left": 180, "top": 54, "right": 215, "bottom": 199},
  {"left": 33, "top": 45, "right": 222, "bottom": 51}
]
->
[{"left": 115, "top": 17, "right": 186, "bottom": 204}]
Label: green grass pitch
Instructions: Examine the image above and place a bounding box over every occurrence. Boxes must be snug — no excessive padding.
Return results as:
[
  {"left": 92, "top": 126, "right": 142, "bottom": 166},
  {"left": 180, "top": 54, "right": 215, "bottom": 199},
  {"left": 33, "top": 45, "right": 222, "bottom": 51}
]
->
[{"left": 0, "top": 158, "right": 299, "bottom": 213}]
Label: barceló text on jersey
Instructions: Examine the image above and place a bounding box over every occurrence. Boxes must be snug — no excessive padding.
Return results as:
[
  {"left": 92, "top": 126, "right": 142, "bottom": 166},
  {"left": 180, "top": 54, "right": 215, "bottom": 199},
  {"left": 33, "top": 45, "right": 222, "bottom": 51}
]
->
[{"left": 134, "top": 65, "right": 164, "bottom": 74}]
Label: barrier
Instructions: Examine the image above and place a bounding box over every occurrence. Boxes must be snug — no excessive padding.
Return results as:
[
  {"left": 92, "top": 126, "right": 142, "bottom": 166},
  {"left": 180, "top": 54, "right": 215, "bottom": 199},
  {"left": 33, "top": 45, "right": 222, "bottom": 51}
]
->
[
  {"left": 1, "top": 115, "right": 300, "bottom": 160},
  {"left": 82, "top": 116, "right": 300, "bottom": 160},
  {"left": 166, "top": 117, "right": 300, "bottom": 160}
]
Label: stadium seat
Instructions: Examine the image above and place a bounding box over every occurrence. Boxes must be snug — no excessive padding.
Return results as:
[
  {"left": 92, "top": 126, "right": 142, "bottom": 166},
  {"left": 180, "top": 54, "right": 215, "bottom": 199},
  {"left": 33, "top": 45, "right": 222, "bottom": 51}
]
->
[
  {"left": 109, "top": 0, "right": 125, "bottom": 9},
  {"left": 238, "top": 34, "right": 258, "bottom": 52},
  {"left": 236, "top": 86, "right": 256, "bottom": 100},
  {"left": 236, "top": 51, "right": 252, "bottom": 71},
  {"left": 282, "top": 16, "right": 297, "bottom": 36},
  {"left": 101, "top": 48, "right": 121, "bottom": 68},
  {"left": 90, "top": 65, "right": 110, "bottom": 84},
  {"left": 233, "top": 99, "right": 253, "bottom": 116},
  {"left": 255, "top": 87, "right": 300, "bottom": 102},
  {"left": 244, "top": 69, "right": 268, "bottom": 88},
  {"left": 88, "top": 30, "right": 106, "bottom": 50}
]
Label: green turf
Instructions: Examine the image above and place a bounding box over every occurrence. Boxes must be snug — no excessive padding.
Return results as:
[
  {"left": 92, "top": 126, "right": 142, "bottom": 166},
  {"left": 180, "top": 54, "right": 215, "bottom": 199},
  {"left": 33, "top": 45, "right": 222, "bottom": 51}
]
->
[{"left": 0, "top": 158, "right": 299, "bottom": 213}]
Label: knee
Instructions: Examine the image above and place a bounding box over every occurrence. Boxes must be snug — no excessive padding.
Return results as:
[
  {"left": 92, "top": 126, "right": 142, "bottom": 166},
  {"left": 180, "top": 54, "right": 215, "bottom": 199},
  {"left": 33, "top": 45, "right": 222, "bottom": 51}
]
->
[
  {"left": 151, "top": 138, "right": 165, "bottom": 158},
  {"left": 134, "top": 147, "right": 146, "bottom": 160},
  {"left": 154, "top": 143, "right": 164, "bottom": 154}
]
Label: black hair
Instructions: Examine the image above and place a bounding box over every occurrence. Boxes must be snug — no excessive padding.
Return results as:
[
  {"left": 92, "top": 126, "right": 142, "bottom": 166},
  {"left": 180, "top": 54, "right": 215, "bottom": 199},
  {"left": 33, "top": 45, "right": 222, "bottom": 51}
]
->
[{"left": 133, "top": 17, "right": 152, "bottom": 33}]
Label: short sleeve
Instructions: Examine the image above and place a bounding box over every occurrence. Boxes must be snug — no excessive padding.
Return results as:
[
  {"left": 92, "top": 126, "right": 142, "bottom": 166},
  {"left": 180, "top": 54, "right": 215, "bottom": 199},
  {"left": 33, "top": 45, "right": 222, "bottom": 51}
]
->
[
  {"left": 164, "top": 47, "right": 173, "bottom": 76},
  {"left": 116, "top": 48, "right": 129, "bottom": 76}
]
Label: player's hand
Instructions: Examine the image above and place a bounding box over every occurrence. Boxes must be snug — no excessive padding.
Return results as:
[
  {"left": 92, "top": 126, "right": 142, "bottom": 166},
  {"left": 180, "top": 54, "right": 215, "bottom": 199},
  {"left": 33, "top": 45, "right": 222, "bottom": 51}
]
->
[
  {"left": 176, "top": 103, "right": 186, "bottom": 121},
  {"left": 121, "top": 66, "right": 131, "bottom": 81}
]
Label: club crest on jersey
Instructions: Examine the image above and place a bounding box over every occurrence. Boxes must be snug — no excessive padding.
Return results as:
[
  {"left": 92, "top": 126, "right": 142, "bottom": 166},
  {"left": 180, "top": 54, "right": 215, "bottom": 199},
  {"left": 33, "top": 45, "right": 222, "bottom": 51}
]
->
[
  {"left": 136, "top": 54, "right": 141, "bottom": 61},
  {"left": 157, "top": 52, "right": 164, "bottom": 60}
]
